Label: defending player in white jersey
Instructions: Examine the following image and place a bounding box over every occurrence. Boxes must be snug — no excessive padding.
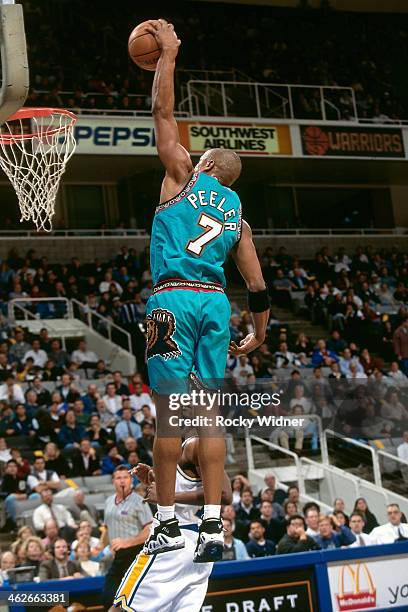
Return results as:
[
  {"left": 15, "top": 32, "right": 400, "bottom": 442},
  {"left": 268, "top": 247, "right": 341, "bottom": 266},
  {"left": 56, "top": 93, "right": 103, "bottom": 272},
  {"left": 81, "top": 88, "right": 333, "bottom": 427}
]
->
[{"left": 113, "top": 437, "right": 232, "bottom": 612}]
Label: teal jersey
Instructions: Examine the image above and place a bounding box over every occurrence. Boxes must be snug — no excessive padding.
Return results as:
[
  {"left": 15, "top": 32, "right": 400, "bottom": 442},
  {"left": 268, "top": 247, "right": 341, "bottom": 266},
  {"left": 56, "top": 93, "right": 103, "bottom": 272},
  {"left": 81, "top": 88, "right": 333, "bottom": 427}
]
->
[{"left": 151, "top": 172, "right": 242, "bottom": 287}]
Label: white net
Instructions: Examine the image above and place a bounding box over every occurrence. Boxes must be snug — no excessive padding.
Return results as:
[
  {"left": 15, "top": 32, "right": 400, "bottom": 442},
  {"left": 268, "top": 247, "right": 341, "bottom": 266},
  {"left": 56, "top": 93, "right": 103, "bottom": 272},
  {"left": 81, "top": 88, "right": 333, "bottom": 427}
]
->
[{"left": 0, "top": 109, "right": 76, "bottom": 232}]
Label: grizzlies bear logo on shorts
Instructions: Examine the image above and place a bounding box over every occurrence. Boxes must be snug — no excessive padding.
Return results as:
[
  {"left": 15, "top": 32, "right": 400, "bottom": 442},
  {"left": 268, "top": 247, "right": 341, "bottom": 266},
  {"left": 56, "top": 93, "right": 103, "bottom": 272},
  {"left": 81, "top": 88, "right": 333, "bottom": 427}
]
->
[{"left": 146, "top": 308, "right": 182, "bottom": 361}]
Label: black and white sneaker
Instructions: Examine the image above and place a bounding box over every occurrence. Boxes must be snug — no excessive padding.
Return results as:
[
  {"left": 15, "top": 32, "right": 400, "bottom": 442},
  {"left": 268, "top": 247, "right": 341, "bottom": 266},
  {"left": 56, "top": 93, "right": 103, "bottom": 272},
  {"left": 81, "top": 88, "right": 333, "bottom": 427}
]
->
[
  {"left": 193, "top": 518, "right": 224, "bottom": 563},
  {"left": 142, "top": 515, "right": 185, "bottom": 555}
]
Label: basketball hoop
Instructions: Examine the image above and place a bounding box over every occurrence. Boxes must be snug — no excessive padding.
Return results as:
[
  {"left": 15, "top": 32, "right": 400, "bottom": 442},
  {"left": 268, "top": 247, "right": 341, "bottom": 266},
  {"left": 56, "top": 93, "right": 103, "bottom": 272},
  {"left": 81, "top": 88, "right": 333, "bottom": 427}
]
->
[{"left": 0, "top": 107, "right": 77, "bottom": 232}]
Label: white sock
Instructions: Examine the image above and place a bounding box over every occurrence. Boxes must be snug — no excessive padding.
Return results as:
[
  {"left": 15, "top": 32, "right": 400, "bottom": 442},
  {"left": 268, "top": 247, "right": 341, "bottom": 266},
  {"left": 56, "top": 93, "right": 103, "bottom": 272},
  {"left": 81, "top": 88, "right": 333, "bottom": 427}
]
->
[
  {"left": 203, "top": 505, "right": 221, "bottom": 520},
  {"left": 157, "top": 505, "right": 175, "bottom": 521}
]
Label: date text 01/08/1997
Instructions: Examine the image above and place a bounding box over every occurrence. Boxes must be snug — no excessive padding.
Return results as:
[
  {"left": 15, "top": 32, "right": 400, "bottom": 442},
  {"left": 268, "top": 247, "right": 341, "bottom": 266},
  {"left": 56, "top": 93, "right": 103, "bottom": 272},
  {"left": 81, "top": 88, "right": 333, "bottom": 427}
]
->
[{"left": 0, "top": 591, "right": 69, "bottom": 606}]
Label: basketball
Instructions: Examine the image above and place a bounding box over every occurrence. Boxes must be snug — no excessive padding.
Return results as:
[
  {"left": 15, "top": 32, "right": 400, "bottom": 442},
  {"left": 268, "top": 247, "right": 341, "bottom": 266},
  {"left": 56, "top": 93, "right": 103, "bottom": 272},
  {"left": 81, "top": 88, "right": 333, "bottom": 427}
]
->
[{"left": 128, "top": 21, "right": 161, "bottom": 71}]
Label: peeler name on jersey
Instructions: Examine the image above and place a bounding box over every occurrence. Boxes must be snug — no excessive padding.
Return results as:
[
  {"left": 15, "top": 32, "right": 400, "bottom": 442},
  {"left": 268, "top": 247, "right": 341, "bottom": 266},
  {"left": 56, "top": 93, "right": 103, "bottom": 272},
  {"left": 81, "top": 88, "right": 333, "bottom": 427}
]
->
[{"left": 186, "top": 190, "right": 238, "bottom": 231}]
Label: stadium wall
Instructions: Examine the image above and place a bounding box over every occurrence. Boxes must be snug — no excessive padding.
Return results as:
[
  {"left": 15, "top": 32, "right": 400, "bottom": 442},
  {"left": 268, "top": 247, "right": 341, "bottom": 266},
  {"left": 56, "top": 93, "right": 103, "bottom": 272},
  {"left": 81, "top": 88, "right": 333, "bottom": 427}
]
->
[{"left": 0, "top": 235, "right": 407, "bottom": 262}]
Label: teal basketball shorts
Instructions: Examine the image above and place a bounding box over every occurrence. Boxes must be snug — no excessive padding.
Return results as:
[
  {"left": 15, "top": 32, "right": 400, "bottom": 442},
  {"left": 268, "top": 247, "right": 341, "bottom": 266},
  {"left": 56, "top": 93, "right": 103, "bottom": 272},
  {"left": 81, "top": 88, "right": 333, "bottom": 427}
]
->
[{"left": 145, "top": 279, "right": 231, "bottom": 391}]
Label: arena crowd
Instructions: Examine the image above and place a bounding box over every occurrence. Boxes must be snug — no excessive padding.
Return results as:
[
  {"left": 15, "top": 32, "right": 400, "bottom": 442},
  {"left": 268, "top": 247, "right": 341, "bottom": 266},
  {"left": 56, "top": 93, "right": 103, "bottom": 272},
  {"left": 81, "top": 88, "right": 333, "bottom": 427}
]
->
[
  {"left": 22, "top": 0, "right": 408, "bottom": 121},
  {"left": 0, "top": 241, "right": 407, "bottom": 580}
]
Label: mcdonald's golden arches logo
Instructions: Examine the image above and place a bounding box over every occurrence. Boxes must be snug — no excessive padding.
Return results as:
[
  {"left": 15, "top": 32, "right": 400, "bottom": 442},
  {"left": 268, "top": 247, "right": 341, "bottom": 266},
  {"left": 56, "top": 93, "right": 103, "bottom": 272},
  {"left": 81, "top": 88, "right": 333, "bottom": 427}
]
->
[{"left": 336, "top": 562, "right": 377, "bottom": 611}]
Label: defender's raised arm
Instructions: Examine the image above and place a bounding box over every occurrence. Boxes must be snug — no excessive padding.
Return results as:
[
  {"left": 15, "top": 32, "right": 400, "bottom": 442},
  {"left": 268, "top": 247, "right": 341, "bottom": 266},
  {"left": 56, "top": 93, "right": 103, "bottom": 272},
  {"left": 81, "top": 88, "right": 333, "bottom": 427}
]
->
[{"left": 146, "top": 19, "right": 193, "bottom": 192}]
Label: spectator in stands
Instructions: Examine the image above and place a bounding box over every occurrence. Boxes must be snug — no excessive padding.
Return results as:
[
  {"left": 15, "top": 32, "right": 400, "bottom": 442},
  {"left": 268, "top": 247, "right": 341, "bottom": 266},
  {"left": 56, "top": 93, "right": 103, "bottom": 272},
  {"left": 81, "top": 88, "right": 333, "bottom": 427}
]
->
[
  {"left": 370, "top": 503, "right": 408, "bottom": 544},
  {"left": 82, "top": 383, "right": 100, "bottom": 413},
  {"left": 397, "top": 431, "right": 408, "bottom": 485},
  {"left": 43, "top": 442, "right": 70, "bottom": 478},
  {"left": 30, "top": 378, "right": 52, "bottom": 407},
  {"left": 41, "top": 519, "right": 59, "bottom": 553},
  {"left": 9, "top": 329, "right": 31, "bottom": 364},
  {"left": 75, "top": 540, "right": 100, "bottom": 577},
  {"left": 221, "top": 504, "right": 248, "bottom": 542},
  {"left": 112, "top": 371, "right": 130, "bottom": 396},
  {"left": 231, "top": 475, "right": 250, "bottom": 505},
  {"left": 387, "top": 362, "right": 408, "bottom": 387},
  {"left": 274, "top": 342, "right": 297, "bottom": 369},
  {"left": 339, "top": 348, "right": 364, "bottom": 377},
  {"left": 259, "top": 472, "right": 287, "bottom": 506},
  {"left": 10, "top": 448, "right": 30, "bottom": 479},
  {"left": 0, "top": 551, "right": 16, "bottom": 584},
  {"left": 313, "top": 514, "right": 356, "bottom": 549},
  {"left": 12, "top": 404, "right": 35, "bottom": 437},
  {"left": 94, "top": 359, "right": 111, "bottom": 380},
  {"left": 393, "top": 316, "right": 408, "bottom": 376},
  {"left": 71, "top": 340, "right": 98, "bottom": 369},
  {"left": 39, "top": 538, "right": 86, "bottom": 581},
  {"left": 311, "top": 339, "right": 339, "bottom": 367},
  {"left": 86, "top": 413, "right": 112, "bottom": 448},
  {"left": 101, "top": 445, "right": 125, "bottom": 474},
  {"left": 129, "top": 382, "right": 155, "bottom": 415},
  {"left": 48, "top": 339, "right": 69, "bottom": 368},
  {"left": 17, "top": 537, "right": 45, "bottom": 577},
  {"left": 27, "top": 456, "right": 61, "bottom": 494},
  {"left": 22, "top": 339, "right": 47, "bottom": 369},
  {"left": 353, "top": 498, "right": 379, "bottom": 533},
  {"left": 0, "top": 375, "right": 25, "bottom": 405},
  {"left": 234, "top": 489, "right": 261, "bottom": 525},
  {"left": 348, "top": 512, "right": 375, "bottom": 547},
  {"left": 380, "top": 389, "right": 408, "bottom": 433},
  {"left": 72, "top": 439, "right": 101, "bottom": 477},
  {"left": 1, "top": 459, "right": 35, "bottom": 527},
  {"left": 0, "top": 437, "right": 11, "bottom": 463},
  {"left": 58, "top": 410, "right": 86, "bottom": 449},
  {"left": 103, "top": 382, "right": 122, "bottom": 415},
  {"left": 246, "top": 520, "right": 275, "bottom": 558},
  {"left": 136, "top": 422, "right": 154, "bottom": 465},
  {"left": 69, "top": 490, "right": 99, "bottom": 527},
  {"left": 232, "top": 355, "right": 254, "bottom": 385},
  {"left": 57, "top": 374, "right": 81, "bottom": 404},
  {"left": 283, "top": 500, "right": 298, "bottom": 519},
  {"left": 304, "top": 504, "right": 320, "bottom": 538},
  {"left": 276, "top": 515, "right": 320, "bottom": 555},
  {"left": 259, "top": 500, "right": 285, "bottom": 542},
  {"left": 33, "top": 489, "right": 77, "bottom": 535},
  {"left": 221, "top": 517, "right": 249, "bottom": 561},
  {"left": 114, "top": 407, "right": 141, "bottom": 442}
]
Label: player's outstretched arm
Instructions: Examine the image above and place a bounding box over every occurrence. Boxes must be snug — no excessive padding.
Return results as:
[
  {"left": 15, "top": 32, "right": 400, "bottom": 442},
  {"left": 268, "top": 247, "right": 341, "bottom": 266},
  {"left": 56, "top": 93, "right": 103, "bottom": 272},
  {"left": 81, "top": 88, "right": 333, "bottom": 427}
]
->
[
  {"left": 146, "top": 19, "right": 193, "bottom": 192},
  {"left": 230, "top": 220, "right": 270, "bottom": 355}
]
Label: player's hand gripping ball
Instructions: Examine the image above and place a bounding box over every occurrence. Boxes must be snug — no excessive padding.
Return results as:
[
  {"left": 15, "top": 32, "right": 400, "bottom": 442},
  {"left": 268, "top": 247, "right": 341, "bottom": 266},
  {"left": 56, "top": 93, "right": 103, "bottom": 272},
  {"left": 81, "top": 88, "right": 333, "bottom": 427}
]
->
[{"left": 128, "top": 18, "right": 180, "bottom": 70}]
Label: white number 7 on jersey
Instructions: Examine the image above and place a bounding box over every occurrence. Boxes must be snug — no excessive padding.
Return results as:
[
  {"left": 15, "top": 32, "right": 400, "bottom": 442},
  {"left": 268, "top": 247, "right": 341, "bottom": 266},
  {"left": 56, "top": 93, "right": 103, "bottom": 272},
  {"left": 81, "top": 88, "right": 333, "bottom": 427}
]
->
[{"left": 186, "top": 213, "right": 224, "bottom": 256}]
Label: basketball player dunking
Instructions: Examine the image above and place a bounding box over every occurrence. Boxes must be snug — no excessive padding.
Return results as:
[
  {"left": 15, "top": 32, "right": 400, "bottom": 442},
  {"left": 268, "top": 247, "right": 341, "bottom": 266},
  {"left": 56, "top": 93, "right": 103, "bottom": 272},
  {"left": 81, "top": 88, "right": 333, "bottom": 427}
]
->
[
  {"left": 114, "top": 439, "right": 232, "bottom": 612},
  {"left": 142, "top": 19, "right": 269, "bottom": 562}
]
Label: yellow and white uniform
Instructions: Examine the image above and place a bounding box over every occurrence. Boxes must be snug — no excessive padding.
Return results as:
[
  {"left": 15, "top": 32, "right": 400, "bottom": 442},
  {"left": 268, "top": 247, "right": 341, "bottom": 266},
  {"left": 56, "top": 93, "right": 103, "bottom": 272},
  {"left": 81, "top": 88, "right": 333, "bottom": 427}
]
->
[{"left": 114, "top": 460, "right": 212, "bottom": 612}]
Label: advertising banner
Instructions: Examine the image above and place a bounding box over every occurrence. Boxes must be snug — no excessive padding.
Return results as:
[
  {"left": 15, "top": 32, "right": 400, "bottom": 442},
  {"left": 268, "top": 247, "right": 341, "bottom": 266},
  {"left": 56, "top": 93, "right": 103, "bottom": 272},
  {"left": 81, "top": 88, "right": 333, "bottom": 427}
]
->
[
  {"left": 202, "top": 568, "right": 317, "bottom": 612},
  {"left": 328, "top": 554, "right": 408, "bottom": 611},
  {"left": 300, "top": 125, "right": 405, "bottom": 158},
  {"left": 69, "top": 117, "right": 293, "bottom": 156},
  {"left": 72, "top": 117, "right": 157, "bottom": 155},
  {"left": 178, "top": 121, "right": 293, "bottom": 156}
]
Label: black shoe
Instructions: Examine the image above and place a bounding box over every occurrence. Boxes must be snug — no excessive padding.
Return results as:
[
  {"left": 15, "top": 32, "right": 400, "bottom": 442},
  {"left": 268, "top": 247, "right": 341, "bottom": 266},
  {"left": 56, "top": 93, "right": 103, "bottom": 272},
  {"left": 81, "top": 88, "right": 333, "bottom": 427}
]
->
[
  {"left": 193, "top": 518, "right": 224, "bottom": 563},
  {"left": 142, "top": 515, "right": 185, "bottom": 555}
]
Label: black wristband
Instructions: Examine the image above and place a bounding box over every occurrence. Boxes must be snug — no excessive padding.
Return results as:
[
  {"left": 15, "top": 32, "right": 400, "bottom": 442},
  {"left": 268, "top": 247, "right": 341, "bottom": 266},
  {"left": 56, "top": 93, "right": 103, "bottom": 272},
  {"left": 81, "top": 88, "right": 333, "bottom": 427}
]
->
[{"left": 248, "top": 288, "right": 269, "bottom": 313}]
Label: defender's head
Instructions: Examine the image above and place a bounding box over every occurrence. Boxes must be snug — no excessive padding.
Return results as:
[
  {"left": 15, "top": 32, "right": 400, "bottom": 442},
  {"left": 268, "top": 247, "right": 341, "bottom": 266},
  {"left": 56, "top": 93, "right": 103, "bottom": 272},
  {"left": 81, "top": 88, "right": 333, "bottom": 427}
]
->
[{"left": 194, "top": 148, "right": 242, "bottom": 186}]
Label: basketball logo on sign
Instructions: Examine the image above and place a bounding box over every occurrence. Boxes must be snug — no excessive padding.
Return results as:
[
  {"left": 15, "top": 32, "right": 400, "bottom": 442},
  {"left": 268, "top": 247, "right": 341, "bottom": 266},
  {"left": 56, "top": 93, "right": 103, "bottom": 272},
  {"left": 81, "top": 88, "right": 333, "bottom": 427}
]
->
[
  {"left": 303, "top": 126, "right": 330, "bottom": 156},
  {"left": 146, "top": 309, "right": 182, "bottom": 360}
]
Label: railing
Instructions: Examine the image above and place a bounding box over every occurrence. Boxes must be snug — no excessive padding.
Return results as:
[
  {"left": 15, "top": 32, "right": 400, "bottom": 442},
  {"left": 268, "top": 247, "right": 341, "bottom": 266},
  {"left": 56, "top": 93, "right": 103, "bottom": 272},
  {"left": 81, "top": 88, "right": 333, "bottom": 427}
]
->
[
  {"left": 8, "top": 297, "right": 72, "bottom": 321},
  {"left": 8, "top": 297, "right": 133, "bottom": 355},
  {"left": 185, "top": 81, "right": 357, "bottom": 120},
  {"left": 324, "top": 429, "right": 383, "bottom": 487},
  {"left": 0, "top": 227, "right": 405, "bottom": 239},
  {"left": 246, "top": 433, "right": 306, "bottom": 494},
  {"left": 71, "top": 299, "right": 132, "bottom": 355}
]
